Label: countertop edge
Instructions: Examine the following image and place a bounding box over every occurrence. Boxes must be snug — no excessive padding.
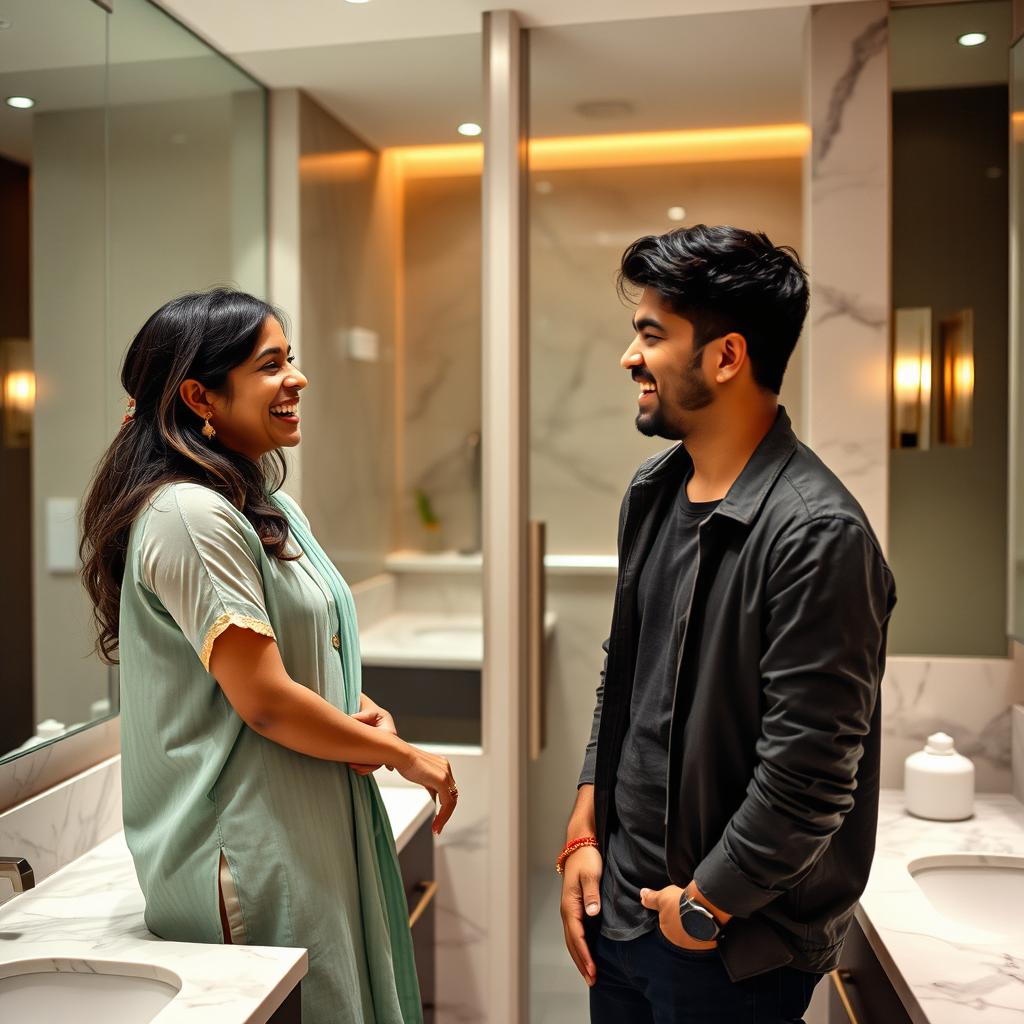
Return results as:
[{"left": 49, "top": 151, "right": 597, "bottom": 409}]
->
[{"left": 854, "top": 903, "right": 931, "bottom": 1024}]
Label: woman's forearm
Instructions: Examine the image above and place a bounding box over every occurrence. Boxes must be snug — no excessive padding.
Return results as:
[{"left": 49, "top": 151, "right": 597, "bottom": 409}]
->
[
  {"left": 252, "top": 679, "right": 413, "bottom": 768},
  {"left": 210, "top": 625, "right": 413, "bottom": 768}
]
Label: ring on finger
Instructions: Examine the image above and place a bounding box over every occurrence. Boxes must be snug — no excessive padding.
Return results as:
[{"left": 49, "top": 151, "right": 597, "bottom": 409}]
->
[{"left": 448, "top": 783, "right": 459, "bottom": 798}]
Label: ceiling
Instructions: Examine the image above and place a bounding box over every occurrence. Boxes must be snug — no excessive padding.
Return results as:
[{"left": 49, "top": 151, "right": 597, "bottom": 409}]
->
[{"left": 0, "top": 0, "right": 1015, "bottom": 164}]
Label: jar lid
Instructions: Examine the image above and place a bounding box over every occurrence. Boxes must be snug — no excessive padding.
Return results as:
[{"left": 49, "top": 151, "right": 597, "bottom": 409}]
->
[{"left": 925, "top": 731, "right": 955, "bottom": 755}]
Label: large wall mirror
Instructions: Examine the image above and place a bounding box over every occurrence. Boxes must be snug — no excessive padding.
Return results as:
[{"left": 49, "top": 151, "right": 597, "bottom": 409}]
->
[
  {"left": 0, "top": 0, "right": 267, "bottom": 763},
  {"left": 888, "top": 0, "right": 1013, "bottom": 656}
]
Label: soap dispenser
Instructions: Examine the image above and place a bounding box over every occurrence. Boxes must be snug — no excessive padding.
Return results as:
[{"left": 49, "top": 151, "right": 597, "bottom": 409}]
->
[{"left": 904, "top": 732, "right": 974, "bottom": 821}]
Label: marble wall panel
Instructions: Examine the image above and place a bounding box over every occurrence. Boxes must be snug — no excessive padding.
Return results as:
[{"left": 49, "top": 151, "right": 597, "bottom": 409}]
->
[
  {"left": 881, "top": 648, "right": 1024, "bottom": 792},
  {"left": 529, "top": 159, "right": 804, "bottom": 553},
  {"left": 400, "top": 174, "right": 483, "bottom": 555},
  {"left": 0, "top": 754, "right": 121, "bottom": 893},
  {"left": 399, "top": 160, "right": 803, "bottom": 557},
  {"left": 432, "top": 750, "right": 490, "bottom": 1024},
  {"left": 804, "top": 0, "right": 890, "bottom": 549}
]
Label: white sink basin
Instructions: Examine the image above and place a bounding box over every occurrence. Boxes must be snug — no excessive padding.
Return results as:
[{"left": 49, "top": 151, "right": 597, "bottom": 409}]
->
[
  {"left": 0, "top": 958, "right": 181, "bottom": 1023},
  {"left": 909, "top": 854, "right": 1024, "bottom": 936}
]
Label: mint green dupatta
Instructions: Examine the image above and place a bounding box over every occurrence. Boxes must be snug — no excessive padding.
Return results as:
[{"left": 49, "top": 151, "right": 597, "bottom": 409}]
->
[{"left": 274, "top": 493, "right": 423, "bottom": 1024}]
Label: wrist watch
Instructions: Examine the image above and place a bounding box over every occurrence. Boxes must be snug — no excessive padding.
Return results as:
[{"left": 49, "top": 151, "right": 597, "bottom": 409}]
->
[{"left": 678, "top": 892, "right": 723, "bottom": 942}]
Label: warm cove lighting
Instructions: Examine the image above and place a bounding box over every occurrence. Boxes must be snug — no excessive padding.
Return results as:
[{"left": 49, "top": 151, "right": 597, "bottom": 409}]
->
[
  {"left": 958, "top": 32, "right": 987, "bottom": 46},
  {"left": 5, "top": 96, "right": 34, "bottom": 110},
  {"left": 387, "top": 122, "right": 810, "bottom": 178}
]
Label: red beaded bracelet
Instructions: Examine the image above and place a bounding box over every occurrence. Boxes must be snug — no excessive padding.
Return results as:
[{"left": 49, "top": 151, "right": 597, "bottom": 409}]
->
[{"left": 556, "top": 835, "right": 599, "bottom": 875}]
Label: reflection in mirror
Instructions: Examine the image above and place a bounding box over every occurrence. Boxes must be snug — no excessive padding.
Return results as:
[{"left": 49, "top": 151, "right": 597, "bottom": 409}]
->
[
  {"left": 0, "top": 0, "right": 111, "bottom": 760},
  {"left": 1013, "top": 31, "right": 1024, "bottom": 641},
  {"left": 0, "top": 0, "right": 267, "bottom": 764},
  {"left": 888, "top": 0, "right": 1011, "bottom": 656}
]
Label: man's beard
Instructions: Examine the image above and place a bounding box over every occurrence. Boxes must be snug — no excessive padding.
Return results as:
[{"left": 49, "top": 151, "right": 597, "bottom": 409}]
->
[{"left": 635, "top": 349, "right": 713, "bottom": 439}]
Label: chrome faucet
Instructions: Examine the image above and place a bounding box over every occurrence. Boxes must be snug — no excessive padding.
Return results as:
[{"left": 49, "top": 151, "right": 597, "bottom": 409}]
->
[{"left": 0, "top": 857, "right": 35, "bottom": 905}]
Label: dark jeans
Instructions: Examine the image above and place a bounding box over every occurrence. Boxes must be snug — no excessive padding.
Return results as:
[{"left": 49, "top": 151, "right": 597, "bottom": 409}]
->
[{"left": 588, "top": 925, "right": 821, "bottom": 1024}]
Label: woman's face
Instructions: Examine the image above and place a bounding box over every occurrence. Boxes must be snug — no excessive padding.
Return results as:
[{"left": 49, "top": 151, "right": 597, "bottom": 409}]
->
[{"left": 205, "top": 316, "right": 308, "bottom": 460}]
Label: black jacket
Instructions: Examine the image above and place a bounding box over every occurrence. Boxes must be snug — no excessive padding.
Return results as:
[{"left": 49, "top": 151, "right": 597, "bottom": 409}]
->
[{"left": 581, "top": 408, "right": 896, "bottom": 982}]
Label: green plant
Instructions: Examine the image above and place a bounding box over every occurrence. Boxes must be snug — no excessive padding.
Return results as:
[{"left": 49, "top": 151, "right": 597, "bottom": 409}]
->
[{"left": 414, "top": 488, "right": 440, "bottom": 527}]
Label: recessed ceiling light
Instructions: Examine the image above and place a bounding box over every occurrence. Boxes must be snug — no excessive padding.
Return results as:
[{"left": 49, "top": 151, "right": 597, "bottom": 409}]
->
[
  {"left": 458, "top": 122, "right": 482, "bottom": 137},
  {"left": 667, "top": 206, "right": 686, "bottom": 222},
  {"left": 958, "top": 32, "right": 987, "bottom": 47},
  {"left": 5, "top": 96, "right": 35, "bottom": 110},
  {"left": 344, "top": 0, "right": 371, "bottom": 4}
]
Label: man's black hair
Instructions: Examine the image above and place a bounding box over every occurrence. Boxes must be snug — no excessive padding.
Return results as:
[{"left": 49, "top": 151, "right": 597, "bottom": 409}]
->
[{"left": 618, "top": 224, "right": 809, "bottom": 394}]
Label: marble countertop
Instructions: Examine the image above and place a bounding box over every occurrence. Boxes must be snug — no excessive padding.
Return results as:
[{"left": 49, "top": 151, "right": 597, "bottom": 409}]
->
[
  {"left": 861, "top": 790, "right": 1024, "bottom": 1023},
  {"left": 0, "top": 784, "right": 434, "bottom": 1024}
]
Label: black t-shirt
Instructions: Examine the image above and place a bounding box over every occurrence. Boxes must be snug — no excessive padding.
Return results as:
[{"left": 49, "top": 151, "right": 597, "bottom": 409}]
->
[{"left": 600, "top": 478, "right": 719, "bottom": 940}]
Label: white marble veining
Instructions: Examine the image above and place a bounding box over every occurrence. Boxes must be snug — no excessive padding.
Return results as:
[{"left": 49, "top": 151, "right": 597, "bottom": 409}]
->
[
  {"left": 0, "top": 784, "right": 433, "bottom": 1024},
  {"left": 882, "top": 655, "right": 1024, "bottom": 792},
  {"left": 862, "top": 791, "right": 1024, "bottom": 1023},
  {"left": 0, "top": 833, "right": 306, "bottom": 1024},
  {"left": 804, "top": 0, "right": 890, "bottom": 551},
  {"left": 0, "top": 756, "right": 122, "bottom": 888}
]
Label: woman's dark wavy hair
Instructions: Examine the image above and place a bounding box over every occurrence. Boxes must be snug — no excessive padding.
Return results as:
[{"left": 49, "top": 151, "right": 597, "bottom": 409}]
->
[
  {"left": 618, "top": 224, "right": 809, "bottom": 394},
  {"left": 80, "top": 288, "right": 295, "bottom": 664}
]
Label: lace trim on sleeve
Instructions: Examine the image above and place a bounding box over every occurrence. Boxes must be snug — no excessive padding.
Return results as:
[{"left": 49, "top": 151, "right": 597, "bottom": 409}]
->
[{"left": 200, "top": 612, "right": 276, "bottom": 671}]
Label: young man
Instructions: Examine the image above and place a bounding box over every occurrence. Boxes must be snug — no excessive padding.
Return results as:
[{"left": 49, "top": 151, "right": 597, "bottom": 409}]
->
[{"left": 558, "top": 225, "right": 896, "bottom": 1024}]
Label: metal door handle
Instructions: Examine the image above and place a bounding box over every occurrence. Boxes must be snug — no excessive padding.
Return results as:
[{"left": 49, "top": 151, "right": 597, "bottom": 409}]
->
[
  {"left": 829, "top": 968, "right": 862, "bottom": 1024},
  {"left": 528, "top": 520, "right": 547, "bottom": 761},
  {"left": 408, "top": 880, "right": 438, "bottom": 929}
]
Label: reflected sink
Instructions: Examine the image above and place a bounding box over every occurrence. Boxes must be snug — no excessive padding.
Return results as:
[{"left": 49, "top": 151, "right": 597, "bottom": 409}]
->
[
  {"left": 412, "top": 624, "right": 482, "bottom": 651},
  {"left": 909, "top": 854, "right": 1024, "bottom": 936},
  {"left": 0, "top": 959, "right": 181, "bottom": 1023}
]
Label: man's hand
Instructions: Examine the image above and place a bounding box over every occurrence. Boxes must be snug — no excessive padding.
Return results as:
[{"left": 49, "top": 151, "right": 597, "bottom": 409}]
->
[
  {"left": 560, "top": 845, "right": 603, "bottom": 987},
  {"left": 640, "top": 882, "right": 728, "bottom": 952},
  {"left": 347, "top": 693, "right": 398, "bottom": 775}
]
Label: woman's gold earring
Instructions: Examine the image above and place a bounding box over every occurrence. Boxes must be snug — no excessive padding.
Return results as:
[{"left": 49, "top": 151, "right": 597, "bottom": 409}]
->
[{"left": 202, "top": 414, "right": 216, "bottom": 440}]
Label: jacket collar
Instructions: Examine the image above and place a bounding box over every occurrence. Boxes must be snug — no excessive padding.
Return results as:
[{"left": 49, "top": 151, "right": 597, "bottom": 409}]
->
[{"left": 633, "top": 406, "right": 798, "bottom": 527}]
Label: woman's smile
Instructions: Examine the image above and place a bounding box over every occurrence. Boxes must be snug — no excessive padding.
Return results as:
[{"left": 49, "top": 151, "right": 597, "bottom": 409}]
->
[{"left": 270, "top": 398, "right": 300, "bottom": 424}]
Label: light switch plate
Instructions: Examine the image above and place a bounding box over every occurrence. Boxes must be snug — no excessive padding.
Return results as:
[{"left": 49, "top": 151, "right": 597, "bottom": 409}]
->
[{"left": 346, "top": 326, "right": 380, "bottom": 363}]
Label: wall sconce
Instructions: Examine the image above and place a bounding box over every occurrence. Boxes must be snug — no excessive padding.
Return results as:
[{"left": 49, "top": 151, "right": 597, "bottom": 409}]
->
[
  {"left": 892, "top": 308, "right": 932, "bottom": 450},
  {"left": 938, "top": 309, "right": 974, "bottom": 448},
  {"left": 1, "top": 338, "right": 34, "bottom": 448}
]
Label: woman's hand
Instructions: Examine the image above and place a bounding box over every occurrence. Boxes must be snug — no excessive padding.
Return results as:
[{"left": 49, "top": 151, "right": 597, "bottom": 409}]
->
[
  {"left": 346, "top": 693, "right": 398, "bottom": 776},
  {"left": 395, "top": 747, "right": 459, "bottom": 836}
]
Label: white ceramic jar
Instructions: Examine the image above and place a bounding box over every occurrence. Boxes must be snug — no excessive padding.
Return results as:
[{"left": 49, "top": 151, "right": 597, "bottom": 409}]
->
[{"left": 904, "top": 732, "right": 975, "bottom": 821}]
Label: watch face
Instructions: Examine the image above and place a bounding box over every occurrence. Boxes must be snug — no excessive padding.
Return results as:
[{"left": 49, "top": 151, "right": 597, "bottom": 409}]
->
[{"left": 681, "top": 906, "right": 718, "bottom": 942}]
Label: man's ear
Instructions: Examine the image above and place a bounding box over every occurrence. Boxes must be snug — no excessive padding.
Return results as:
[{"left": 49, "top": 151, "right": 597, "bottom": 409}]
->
[{"left": 713, "top": 332, "right": 748, "bottom": 383}]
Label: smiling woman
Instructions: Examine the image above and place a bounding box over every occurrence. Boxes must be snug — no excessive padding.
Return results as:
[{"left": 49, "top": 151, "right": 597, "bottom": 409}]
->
[{"left": 76, "top": 288, "right": 458, "bottom": 1024}]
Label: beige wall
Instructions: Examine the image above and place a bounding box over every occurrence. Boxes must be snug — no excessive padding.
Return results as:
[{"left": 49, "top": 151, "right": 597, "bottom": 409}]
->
[
  {"left": 32, "top": 107, "right": 111, "bottom": 727},
  {"left": 31, "top": 93, "right": 265, "bottom": 728},
  {"left": 294, "top": 94, "right": 400, "bottom": 584}
]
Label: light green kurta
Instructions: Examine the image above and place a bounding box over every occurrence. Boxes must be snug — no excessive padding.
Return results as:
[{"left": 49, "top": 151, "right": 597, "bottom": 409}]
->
[{"left": 119, "top": 482, "right": 421, "bottom": 1024}]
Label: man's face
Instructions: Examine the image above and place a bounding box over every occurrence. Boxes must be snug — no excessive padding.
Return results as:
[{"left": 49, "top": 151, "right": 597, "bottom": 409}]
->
[{"left": 620, "top": 288, "right": 714, "bottom": 440}]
